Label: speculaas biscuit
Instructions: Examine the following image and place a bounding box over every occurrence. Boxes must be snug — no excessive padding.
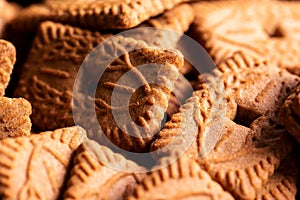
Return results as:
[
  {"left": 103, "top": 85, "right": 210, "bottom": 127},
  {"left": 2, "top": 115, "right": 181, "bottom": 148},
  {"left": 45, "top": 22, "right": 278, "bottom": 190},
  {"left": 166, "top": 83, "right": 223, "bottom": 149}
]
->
[
  {"left": 0, "top": 39, "right": 16, "bottom": 97},
  {"left": 199, "top": 116, "right": 296, "bottom": 200},
  {"left": 127, "top": 155, "right": 234, "bottom": 200},
  {"left": 255, "top": 153, "right": 299, "bottom": 200},
  {"left": 279, "top": 84, "right": 300, "bottom": 144},
  {"left": 216, "top": 51, "right": 300, "bottom": 125},
  {"left": 10, "top": 0, "right": 185, "bottom": 33},
  {"left": 64, "top": 139, "right": 145, "bottom": 200},
  {"left": 151, "top": 74, "right": 225, "bottom": 159},
  {"left": 90, "top": 39, "right": 183, "bottom": 152},
  {"left": 191, "top": 0, "right": 300, "bottom": 75},
  {"left": 14, "top": 21, "right": 112, "bottom": 131},
  {"left": 14, "top": 21, "right": 184, "bottom": 153},
  {"left": 0, "top": 126, "right": 87, "bottom": 200},
  {"left": 0, "top": 97, "right": 32, "bottom": 139}
]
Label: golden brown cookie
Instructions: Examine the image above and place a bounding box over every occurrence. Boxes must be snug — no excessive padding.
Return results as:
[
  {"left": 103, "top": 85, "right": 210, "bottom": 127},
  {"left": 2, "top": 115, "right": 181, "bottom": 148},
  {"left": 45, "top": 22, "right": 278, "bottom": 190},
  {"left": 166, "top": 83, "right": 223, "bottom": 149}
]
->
[
  {"left": 13, "top": 21, "right": 112, "bottom": 131},
  {"left": 90, "top": 40, "right": 183, "bottom": 152},
  {"left": 64, "top": 139, "right": 145, "bottom": 200},
  {"left": 0, "top": 126, "right": 87, "bottom": 200},
  {"left": 199, "top": 116, "right": 296, "bottom": 200},
  {"left": 0, "top": 39, "right": 16, "bottom": 96},
  {"left": 127, "top": 155, "right": 234, "bottom": 200},
  {"left": 279, "top": 84, "right": 300, "bottom": 144},
  {"left": 14, "top": 21, "right": 184, "bottom": 153},
  {"left": 0, "top": 97, "right": 32, "bottom": 139},
  {"left": 216, "top": 51, "right": 300, "bottom": 125},
  {"left": 151, "top": 74, "right": 225, "bottom": 159},
  {"left": 10, "top": 0, "right": 185, "bottom": 33},
  {"left": 191, "top": 0, "right": 300, "bottom": 75},
  {"left": 255, "top": 153, "right": 299, "bottom": 200}
]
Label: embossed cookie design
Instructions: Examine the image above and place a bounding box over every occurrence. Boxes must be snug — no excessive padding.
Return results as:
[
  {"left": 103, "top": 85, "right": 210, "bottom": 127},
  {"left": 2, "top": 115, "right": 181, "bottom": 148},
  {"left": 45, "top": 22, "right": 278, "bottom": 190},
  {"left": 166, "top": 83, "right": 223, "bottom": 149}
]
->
[
  {"left": 10, "top": 0, "right": 185, "bottom": 32},
  {"left": 151, "top": 74, "right": 225, "bottom": 158},
  {"left": 255, "top": 153, "right": 299, "bottom": 200},
  {"left": 0, "top": 126, "right": 87, "bottom": 200},
  {"left": 191, "top": 0, "right": 300, "bottom": 75},
  {"left": 15, "top": 20, "right": 184, "bottom": 153},
  {"left": 199, "top": 116, "right": 296, "bottom": 200},
  {"left": 216, "top": 52, "right": 300, "bottom": 125},
  {"left": 127, "top": 155, "right": 234, "bottom": 200},
  {"left": 64, "top": 139, "right": 145, "bottom": 200}
]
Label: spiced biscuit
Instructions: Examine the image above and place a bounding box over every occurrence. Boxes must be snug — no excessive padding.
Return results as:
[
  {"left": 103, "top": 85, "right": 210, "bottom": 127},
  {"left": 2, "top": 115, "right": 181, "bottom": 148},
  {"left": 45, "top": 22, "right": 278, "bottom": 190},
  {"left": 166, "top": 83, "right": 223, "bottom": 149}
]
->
[
  {"left": 127, "top": 155, "right": 234, "bottom": 200},
  {"left": 0, "top": 97, "right": 32, "bottom": 139},
  {"left": 64, "top": 139, "right": 145, "bottom": 200},
  {"left": 216, "top": 52, "right": 300, "bottom": 125},
  {"left": 151, "top": 74, "right": 225, "bottom": 159},
  {"left": 10, "top": 0, "right": 184, "bottom": 33},
  {"left": 0, "top": 126, "right": 87, "bottom": 200},
  {"left": 14, "top": 21, "right": 184, "bottom": 152},
  {"left": 199, "top": 116, "right": 296, "bottom": 200},
  {"left": 191, "top": 0, "right": 300, "bottom": 75},
  {"left": 0, "top": 39, "right": 16, "bottom": 96},
  {"left": 89, "top": 39, "right": 183, "bottom": 152},
  {"left": 279, "top": 84, "right": 300, "bottom": 144},
  {"left": 255, "top": 153, "right": 298, "bottom": 200},
  {"left": 14, "top": 21, "right": 112, "bottom": 131}
]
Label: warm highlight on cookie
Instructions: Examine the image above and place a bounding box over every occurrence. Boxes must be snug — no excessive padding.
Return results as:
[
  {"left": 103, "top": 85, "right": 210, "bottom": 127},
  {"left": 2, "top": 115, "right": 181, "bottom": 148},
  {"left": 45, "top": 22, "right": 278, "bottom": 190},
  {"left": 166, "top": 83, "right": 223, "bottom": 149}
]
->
[
  {"left": 64, "top": 139, "right": 145, "bottom": 200},
  {"left": 127, "top": 155, "right": 234, "bottom": 200},
  {"left": 0, "top": 126, "right": 87, "bottom": 200}
]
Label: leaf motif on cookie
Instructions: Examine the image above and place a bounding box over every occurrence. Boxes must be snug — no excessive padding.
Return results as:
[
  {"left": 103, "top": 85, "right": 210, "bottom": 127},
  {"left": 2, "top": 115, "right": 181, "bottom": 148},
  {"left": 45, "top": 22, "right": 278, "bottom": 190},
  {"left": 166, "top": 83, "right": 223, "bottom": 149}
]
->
[
  {"left": 86, "top": 37, "right": 184, "bottom": 152},
  {"left": 63, "top": 139, "right": 145, "bottom": 200},
  {"left": 0, "top": 126, "right": 87, "bottom": 200},
  {"left": 127, "top": 155, "right": 234, "bottom": 200},
  {"left": 0, "top": 97, "right": 32, "bottom": 139},
  {"left": 151, "top": 73, "right": 225, "bottom": 158}
]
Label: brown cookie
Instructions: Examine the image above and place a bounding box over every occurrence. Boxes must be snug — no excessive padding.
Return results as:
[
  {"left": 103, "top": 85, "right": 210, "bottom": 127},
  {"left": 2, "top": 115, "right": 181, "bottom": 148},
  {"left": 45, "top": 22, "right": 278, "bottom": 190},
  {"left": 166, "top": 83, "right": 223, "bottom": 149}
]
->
[
  {"left": 14, "top": 21, "right": 184, "bottom": 153},
  {"left": 191, "top": 0, "right": 300, "bottom": 75},
  {"left": 0, "top": 97, "right": 32, "bottom": 139},
  {"left": 10, "top": 0, "right": 185, "bottom": 33},
  {"left": 0, "top": 39, "right": 16, "bottom": 96},
  {"left": 151, "top": 74, "right": 225, "bottom": 159},
  {"left": 0, "top": 126, "right": 87, "bottom": 200},
  {"left": 127, "top": 155, "right": 234, "bottom": 200},
  {"left": 216, "top": 51, "right": 300, "bottom": 125},
  {"left": 89, "top": 40, "right": 183, "bottom": 152},
  {"left": 279, "top": 84, "right": 300, "bottom": 144},
  {"left": 255, "top": 153, "right": 299, "bottom": 200},
  {"left": 64, "top": 139, "right": 145, "bottom": 200},
  {"left": 13, "top": 21, "right": 112, "bottom": 131},
  {"left": 199, "top": 116, "right": 296, "bottom": 200}
]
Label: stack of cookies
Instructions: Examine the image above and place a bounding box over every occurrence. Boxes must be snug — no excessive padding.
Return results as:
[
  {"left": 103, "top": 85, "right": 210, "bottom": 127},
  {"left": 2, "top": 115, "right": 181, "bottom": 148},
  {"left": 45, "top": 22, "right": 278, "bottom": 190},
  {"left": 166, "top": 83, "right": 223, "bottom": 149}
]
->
[{"left": 0, "top": 0, "right": 299, "bottom": 199}]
